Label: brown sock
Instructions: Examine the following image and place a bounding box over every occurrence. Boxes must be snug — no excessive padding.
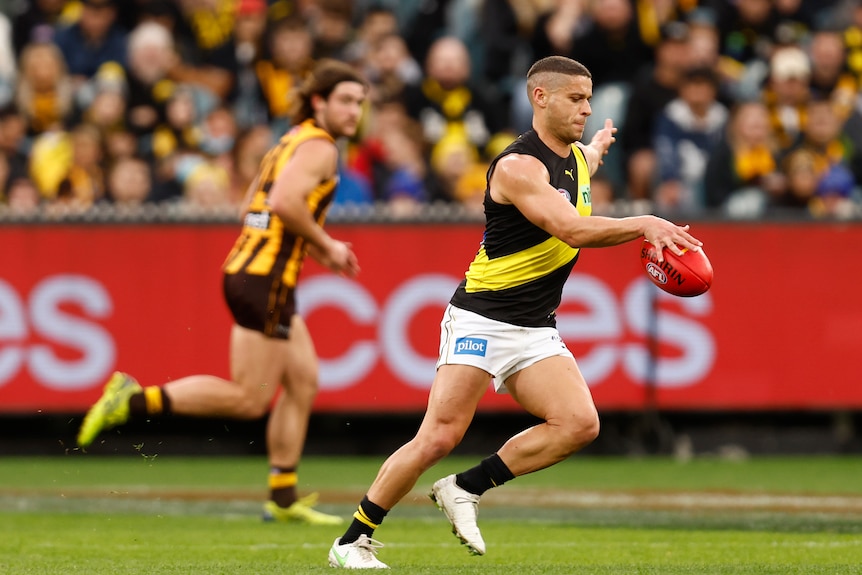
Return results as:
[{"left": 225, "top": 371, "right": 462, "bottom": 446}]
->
[
  {"left": 128, "top": 387, "right": 172, "bottom": 418},
  {"left": 269, "top": 467, "right": 298, "bottom": 508}
]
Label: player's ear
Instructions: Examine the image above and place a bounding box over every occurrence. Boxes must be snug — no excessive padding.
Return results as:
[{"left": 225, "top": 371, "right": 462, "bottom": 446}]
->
[
  {"left": 533, "top": 86, "right": 547, "bottom": 108},
  {"left": 310, "top": 93, "right": 326, "bottom": 114}
]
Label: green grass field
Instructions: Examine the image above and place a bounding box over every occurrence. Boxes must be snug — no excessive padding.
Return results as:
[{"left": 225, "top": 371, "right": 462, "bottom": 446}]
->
[{"left": 1, "top": 455, "right": 861, "bottom": 574}]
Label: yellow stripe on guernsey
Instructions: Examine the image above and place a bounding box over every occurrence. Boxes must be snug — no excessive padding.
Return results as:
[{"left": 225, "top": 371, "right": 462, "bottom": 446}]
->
[{"left": 465, "top": 145, "right": 591, "bottom": 293}]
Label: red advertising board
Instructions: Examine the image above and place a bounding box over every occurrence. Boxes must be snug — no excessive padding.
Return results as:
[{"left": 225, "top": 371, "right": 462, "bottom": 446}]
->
[{"left": 2, "top": 222, "right": 861, "bottom": 413}]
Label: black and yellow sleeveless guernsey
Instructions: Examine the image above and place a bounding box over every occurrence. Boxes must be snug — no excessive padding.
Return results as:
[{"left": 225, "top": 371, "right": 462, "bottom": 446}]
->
[
  {"left": 449, "top": 129, "right": 592, "bottom": 328},
  {"left": 221, "top": 119, "right": 336, "bottom": 339}
]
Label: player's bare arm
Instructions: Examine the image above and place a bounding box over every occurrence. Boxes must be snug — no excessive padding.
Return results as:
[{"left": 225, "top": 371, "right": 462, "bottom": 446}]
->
[
  {"left": 267, "top": 138, "right": 359, "bottom": 277},
  {"left": 490, "top": 153, "right": 702, "bottom": 260}
]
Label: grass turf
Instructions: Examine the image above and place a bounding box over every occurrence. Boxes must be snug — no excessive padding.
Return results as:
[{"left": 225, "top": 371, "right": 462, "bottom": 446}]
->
[{"left": 1, "top": 455, "right": 861, "bottom": 574}]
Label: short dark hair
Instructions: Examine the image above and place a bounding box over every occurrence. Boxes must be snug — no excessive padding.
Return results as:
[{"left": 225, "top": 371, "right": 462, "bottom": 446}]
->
[
  {"left": 290, "top": 59, "right": 368, "bottom": 124},
  {"left": 527, "top": 56, "right": 591, "bottom": 80},
  {"left": 681, "top": 66, "right": 719, "bottom": 87}
]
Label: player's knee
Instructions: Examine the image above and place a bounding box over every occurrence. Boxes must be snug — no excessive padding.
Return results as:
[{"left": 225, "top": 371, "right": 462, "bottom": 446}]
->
[
  {"left": 560, "top": 411, "right": 600, "bottom": 452},
  {"left": 289, "top": 374, "right": 319, "bottom": 403},
  {"left": 417, "top": 427, "right": 462, "bottom": 462},
  {"left": 233, "top": 393, "right": 271, "bottom": 419}
]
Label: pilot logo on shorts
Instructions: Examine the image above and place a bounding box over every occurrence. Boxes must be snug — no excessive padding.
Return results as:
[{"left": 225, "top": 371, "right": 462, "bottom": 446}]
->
[{"left": 454, "top": 337, "right": 488, "bottom": 357}]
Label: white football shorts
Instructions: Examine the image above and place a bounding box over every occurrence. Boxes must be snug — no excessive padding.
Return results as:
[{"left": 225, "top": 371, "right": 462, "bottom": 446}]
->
[{"left": 436, "top": 304, "right": 574, "bottom": 393}]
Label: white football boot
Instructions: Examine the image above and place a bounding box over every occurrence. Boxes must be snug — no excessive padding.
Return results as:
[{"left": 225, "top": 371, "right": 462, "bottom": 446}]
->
[
  {"left": 328, "top": 535, "right": 389, "bottom": 569},
  {"left": 429, "top": 474, "right": 486, "bottom": 555}
]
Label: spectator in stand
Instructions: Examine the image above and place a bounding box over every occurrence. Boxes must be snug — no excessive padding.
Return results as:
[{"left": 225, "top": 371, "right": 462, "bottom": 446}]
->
[
  {"left": 403, "top": 36, "right": 505, "bottom": 163},
  {"left": 685, "top": 9, "right": 738, "bottom": 107},
  {"left": 346, "top": 94, "right": 408, "bottom": 197},
  {"left": 653, "top": 66, "right": 729, "bottom": 213},
  {"left": 56, "top": 122, "right": 107, "bottom": 208},
  {"left": 181, "top": 160, "right": 235, "bottom": 211},
  {"left": 4, "top": 176, "right": 42, "bottom": 216},
  {"left": 170, "top": 0, "right": 238, "bottom": 103},
  {"left": 230, "top": 124, "right": 273, "bottom": 204},
  {"left": 15, "top": 42, "right": 74, "bottom": 136},
  {"left": 782, "top": 98, "right": 862, "bottom": 189},
  {"left": 104, "top": 128, "right": 137, "bottom": 163},
  {"left": 131, "top": 0, "right": 183, "bottom": 32},
  {"left": 842, "top": 2, "right": 862, "bottom": 90},
  {"left": 123, "top": 21, "right": 178, "bottom": 137},
  {"left": 0, "top": 152, "right": 17, "bottom": 203},
  {"left": 0, "top": 105, "right": 30, "bottom": 179},
  {"left": 106, "top": 154, "right": 151, "bottom": 207},
  {"left": 149, "top": 85, "right": 203, "bottom": 162},
  {"left": 232, "top": 0, "right": 270, "bottom": 129},
  {"left": 429, "top": 132, "right": 487, "bottom": 214},
  {"left": 714, "top": 0, "right": 779, "bottom": 94},
  {"left": 479, "top": 0, "right": 548, "bottom": 131},
  {"left": 808, "top": 27, "right": 857, "bottom": 122},
  {"left": 621, "top": 20, "right": 692, "bottom": 202},
  {"left": 310, "top": 0, "right": 355, "bottom": 61},
  {"left": 12, "top": 0, "right": 68, "bottom": 58},
  {"left": 30, "top": 132, "right": 75, "bottom": 213},
  {"left": 688, "top": 11, "right": 721, "bottom": 69},
  {"left": 362, "top": 31, "right": 422, "bottom": 104},
  {"left": 809, "top": 162, "right": 859, "bottom": 219},
  {"left": 146, "top": 85, "right": 210, "bottom": 203},
  {"left": 76, "top": 63, "right": 136, "bottom": 168},
  {"left": 77, "top": 62, "right": 129, "bottom": 151},
  {"left": 775, "top": 0, "right": 819, "bottom": 39},
  {"left": 255, "top": 16, "right": 315, "bottom": 133},
  {"left": 761, "top": 45, "right": 812, "bottom": 152},
  {"left": 53, "top": 0, "right": 128, "bottom": 89},
  {"left": 777, "top": 147, "right": 818, "bottom": 212},
  {"left": 199, "top": 104, "right": 240, "bottom": 182},
  {"left": 377, "top": 117, "right": 446, "bottom": 216},
  {"left": 703, "top": 100, "right": 785, "bottom": 214},
  {"left": 532, "top": 0, "right": 653, "bottom": 129},
  {"left": 342, "top": 4, "right": 401, "bottom": 66}
]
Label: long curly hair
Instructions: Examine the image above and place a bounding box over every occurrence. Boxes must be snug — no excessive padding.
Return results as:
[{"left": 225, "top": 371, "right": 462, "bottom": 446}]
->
[{"left": 289, "top": 59, "right": 368, "bottom": 125}]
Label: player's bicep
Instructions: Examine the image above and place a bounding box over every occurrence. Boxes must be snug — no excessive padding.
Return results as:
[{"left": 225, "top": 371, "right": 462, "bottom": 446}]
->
[{"left": 493, "top": 155, "right": 581, "bottom": 237}]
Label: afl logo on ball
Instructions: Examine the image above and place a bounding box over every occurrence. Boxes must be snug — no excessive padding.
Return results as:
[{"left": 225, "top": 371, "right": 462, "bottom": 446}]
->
[{"left": 645, "top": 262, "right": 668, "bottom": 284}]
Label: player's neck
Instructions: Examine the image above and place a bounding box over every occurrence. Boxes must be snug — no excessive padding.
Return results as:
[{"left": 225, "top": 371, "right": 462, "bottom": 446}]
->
[{"left": 533, "top": 121, "right": 572, "bottom": 158}]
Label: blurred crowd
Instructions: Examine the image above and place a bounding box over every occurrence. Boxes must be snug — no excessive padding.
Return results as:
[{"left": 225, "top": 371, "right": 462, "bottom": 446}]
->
[{"left": 1, "top": 0, "right": 861, "bottom": 220}]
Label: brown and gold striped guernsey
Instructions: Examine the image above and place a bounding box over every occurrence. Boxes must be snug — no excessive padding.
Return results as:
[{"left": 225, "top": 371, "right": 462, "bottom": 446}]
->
[{"left": 221, "top": 119, "right": 336, "bottom": 338}]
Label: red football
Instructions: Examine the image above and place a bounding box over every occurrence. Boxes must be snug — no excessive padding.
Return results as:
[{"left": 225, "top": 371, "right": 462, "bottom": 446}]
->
[{"left": 639, "top": 240, "right": 713, "bottom": 297}]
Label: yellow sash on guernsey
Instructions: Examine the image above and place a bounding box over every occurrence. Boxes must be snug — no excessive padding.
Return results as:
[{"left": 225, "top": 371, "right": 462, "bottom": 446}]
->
[{"left": 464, "top": 146, "right": 591, "bottom": 293}]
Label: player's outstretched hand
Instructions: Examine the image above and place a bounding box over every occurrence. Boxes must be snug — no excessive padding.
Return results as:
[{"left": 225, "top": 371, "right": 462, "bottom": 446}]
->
[
  {"left": 641, "top": 217, "right": 703, "bottom": 263},
  {"left": 590, "top": 118, "right": 617, "bottom": 161}
]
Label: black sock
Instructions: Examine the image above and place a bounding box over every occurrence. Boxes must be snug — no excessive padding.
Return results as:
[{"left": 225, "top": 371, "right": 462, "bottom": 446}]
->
[
  {"left": 340, "top": 496, "right": 388, "bottom": 544},
  {"left": 455, "top": 453, "right": 515, "bottom": 496}
]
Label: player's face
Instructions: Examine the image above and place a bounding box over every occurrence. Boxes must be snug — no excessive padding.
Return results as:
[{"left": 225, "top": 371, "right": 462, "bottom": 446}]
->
[
  {"left": 546, "top": 75, "right": 593, "bottom": 143},
  {"left": 320, "top": 81, "right": 367, "bottom": 138}
]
